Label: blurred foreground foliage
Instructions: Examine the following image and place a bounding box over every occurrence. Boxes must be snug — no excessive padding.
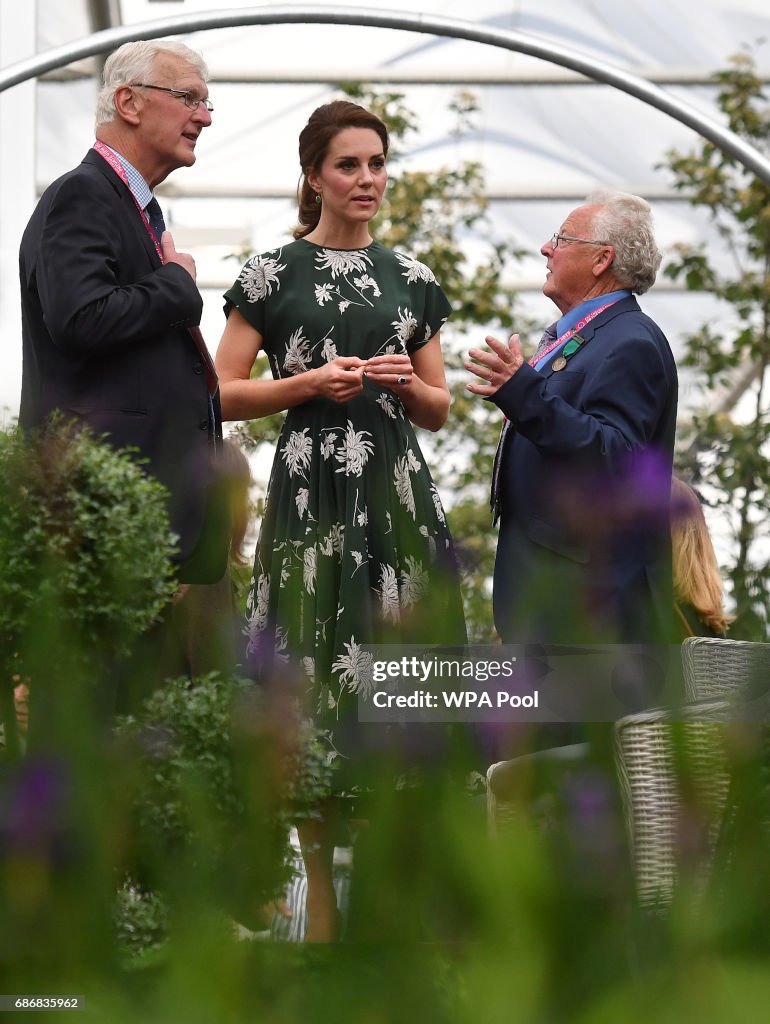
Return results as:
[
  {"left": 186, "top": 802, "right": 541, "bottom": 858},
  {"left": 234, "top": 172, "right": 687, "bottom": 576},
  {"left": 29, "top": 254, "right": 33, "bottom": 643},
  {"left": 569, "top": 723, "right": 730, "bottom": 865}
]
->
[
  {"left": 4, "top": 703, "right": 770, "bottom": 1022},
  {"left": 0, "top": 422, "right": 318, "bottom": 991}
]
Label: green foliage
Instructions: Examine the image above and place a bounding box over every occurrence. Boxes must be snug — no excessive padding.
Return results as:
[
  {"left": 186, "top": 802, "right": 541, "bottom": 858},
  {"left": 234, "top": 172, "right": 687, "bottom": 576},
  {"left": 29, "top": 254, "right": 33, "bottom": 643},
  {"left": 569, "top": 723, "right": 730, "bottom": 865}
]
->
[
  {"left": 0, "top": 419, "right": 178, "bottom": 756},
  {"left": 114, "top": 879, "right": 169, "bottom": 964},
  {"left": 683, "top": 412, "right": 770, "bottom": 637},
  {"left": 115, "top": 673, "right": 256, "bottom": 853},
  {"left": 112, "top": 671, "right": 336, "bottom": 956},
  {"left": 662, "top": 49, "right": 770, "bottom": 638},
  {"left": 0, "top": 419, "right": 177, "bottom": 666}
]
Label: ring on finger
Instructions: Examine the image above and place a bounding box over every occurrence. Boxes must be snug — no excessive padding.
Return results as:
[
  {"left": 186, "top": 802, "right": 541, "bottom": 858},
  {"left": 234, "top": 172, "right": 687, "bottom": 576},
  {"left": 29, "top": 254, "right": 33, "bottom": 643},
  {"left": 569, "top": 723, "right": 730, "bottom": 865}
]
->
[{"left": 397, "top": 375, "right": 407, "bottom": 385}]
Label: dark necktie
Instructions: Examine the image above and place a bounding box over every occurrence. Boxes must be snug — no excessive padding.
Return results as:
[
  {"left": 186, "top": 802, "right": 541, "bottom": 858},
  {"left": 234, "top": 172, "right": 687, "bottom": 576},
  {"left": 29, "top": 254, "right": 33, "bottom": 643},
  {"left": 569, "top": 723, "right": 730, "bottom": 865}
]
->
[
  {"left": 489, "top": 322, "right": 559, "bottom": 523},
  {"left": 531, "top": 321, "right": 559, "bottom": 364},
  {"left": 145, "top": 197, "right": 166, "bottom": 241}
]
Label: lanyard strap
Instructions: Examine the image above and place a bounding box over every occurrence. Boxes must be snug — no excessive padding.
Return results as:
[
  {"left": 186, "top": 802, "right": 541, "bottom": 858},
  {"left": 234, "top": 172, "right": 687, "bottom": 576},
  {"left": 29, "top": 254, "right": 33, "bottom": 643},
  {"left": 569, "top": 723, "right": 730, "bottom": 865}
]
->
[
  {"left": 528, "top": 299, "right": 619, "bottom": 367},
  {"left": 93, "top": 141, "right": 163, "bottom": 258}
]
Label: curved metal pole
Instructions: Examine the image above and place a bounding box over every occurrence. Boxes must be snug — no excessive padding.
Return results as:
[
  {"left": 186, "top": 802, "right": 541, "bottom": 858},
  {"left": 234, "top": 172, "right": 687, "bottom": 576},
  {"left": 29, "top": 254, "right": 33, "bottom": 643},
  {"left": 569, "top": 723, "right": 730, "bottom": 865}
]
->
[{"left": 2, "top": 4, "right": 769, "bottom": 185}]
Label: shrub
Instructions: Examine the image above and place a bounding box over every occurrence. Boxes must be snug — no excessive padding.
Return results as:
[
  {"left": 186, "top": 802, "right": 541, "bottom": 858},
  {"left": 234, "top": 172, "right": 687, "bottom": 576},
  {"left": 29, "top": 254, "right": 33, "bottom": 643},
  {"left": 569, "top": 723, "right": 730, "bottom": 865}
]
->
[
  {"left": 0, "top": 419, "right": 178, "bottom": 753},
  {"left": 113, "top": 672, "right": 335, "bottom": 949},
  {"left": 0, "top": 419, "right": 177, "bottom": 666}
]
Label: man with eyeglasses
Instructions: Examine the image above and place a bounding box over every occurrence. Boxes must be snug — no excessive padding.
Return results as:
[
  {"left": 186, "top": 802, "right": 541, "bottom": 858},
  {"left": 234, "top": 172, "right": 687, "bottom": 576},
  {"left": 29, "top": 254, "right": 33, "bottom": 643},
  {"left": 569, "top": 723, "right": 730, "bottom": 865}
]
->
[
  {"left": 18, "top": 40, "right": 231, "bottom": 719},
  {"left": 466, "top": 190, "right": 678, "bottom": 647},
  {"left": 19, "top": 39, "right": 227, "bottom": 590}
]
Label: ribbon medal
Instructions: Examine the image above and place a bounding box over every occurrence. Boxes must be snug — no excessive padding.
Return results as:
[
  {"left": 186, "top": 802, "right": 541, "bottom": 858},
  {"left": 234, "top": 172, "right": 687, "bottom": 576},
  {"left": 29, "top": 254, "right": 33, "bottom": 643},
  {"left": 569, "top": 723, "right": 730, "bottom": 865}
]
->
[{"left": 551, "top": 333, "right": 585, "bottom": 372}]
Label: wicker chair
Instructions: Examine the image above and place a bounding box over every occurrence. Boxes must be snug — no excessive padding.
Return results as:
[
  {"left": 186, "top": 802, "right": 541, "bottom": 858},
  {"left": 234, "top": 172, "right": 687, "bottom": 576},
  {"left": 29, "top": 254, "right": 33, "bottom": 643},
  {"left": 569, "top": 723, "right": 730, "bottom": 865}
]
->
[
  {"left": 614, "top": 700, "right": 733, "bottom": 907},
  {"left": 681, "top": 636, "right": 770, "bottom": 702},
  {"left": 486, "top": 742, "right": 591, "bottom": 836}
]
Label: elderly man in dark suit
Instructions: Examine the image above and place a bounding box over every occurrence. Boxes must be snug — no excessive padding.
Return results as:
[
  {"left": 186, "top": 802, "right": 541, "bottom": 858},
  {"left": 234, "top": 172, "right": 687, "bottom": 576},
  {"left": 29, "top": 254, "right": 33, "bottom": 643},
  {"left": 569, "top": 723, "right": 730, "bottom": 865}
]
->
[
  {"left": 19, "top": 39, "right": 227, "bottom": 585},
  {"left": 467, "top": 190, "right": 678, "bottom": 645}
]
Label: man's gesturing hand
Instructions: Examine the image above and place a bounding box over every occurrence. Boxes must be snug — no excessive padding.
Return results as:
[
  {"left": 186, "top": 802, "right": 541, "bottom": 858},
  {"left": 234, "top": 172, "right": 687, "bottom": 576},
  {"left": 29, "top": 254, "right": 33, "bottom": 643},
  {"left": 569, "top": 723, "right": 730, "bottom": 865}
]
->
[{"left": 465, "top": 333, "right": 525, "bottom": 397}]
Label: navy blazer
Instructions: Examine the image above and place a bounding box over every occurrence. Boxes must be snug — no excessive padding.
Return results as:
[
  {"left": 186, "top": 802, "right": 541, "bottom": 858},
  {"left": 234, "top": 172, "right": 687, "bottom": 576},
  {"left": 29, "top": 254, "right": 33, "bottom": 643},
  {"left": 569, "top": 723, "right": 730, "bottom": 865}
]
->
[
  {"left": 19, "top": 149, "right": 228, "bottom": 582},
  {"left": 491, "top": 296, "right": 678, "bottom": 644}
]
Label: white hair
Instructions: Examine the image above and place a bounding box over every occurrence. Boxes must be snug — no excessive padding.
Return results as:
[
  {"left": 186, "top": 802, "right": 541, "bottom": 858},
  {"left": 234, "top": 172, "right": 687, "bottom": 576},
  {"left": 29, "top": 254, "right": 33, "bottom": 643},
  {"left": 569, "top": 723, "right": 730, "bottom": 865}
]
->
[
  {"left": 95, "top": 40, "right": 208, "bottom": 128},
  {"left": 585, "top": 189, "right": 662, "bottom": 294}
]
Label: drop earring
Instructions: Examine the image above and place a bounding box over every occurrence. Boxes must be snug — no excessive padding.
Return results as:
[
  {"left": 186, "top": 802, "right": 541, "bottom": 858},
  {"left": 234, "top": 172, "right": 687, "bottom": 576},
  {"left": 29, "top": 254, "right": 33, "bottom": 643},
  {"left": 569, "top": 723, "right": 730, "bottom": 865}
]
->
[{"left": 315, "top": 193, "right": 322, "bottom": 205}]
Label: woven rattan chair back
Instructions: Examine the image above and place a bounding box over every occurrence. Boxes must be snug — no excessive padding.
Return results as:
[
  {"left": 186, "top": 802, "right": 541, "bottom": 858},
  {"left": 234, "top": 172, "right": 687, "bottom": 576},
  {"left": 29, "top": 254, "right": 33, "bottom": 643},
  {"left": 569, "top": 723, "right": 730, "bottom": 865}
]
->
[
  {"left": 681, "top": 636, "right": 770, "bottom": 702},
  {"left": 614, "top": 701, "right": 732, "bottom": 906}
]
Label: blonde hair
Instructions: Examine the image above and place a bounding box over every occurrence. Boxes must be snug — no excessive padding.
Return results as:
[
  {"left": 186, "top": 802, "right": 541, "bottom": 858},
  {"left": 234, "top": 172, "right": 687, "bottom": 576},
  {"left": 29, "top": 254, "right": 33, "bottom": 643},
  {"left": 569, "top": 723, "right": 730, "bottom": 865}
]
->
[{"left": 671, "top": 476, "right": 732, "bottom": 635}]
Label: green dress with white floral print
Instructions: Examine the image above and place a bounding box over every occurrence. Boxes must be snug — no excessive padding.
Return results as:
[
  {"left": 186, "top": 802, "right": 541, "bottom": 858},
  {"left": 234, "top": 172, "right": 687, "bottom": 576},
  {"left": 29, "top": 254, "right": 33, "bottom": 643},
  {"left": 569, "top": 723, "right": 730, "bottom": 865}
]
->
[{"left": 224, "top": 238, "right": 466, "bottom": 781}]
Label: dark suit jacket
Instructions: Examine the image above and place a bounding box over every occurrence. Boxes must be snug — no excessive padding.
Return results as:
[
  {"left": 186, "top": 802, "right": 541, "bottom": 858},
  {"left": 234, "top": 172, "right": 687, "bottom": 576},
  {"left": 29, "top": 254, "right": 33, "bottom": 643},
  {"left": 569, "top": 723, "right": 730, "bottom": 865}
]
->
[
  {"left": 18, "top": 149, "right": 228, "bottom": 583},
  {"left": 492, "top": 296, "right": 678, "bottom": 644}
]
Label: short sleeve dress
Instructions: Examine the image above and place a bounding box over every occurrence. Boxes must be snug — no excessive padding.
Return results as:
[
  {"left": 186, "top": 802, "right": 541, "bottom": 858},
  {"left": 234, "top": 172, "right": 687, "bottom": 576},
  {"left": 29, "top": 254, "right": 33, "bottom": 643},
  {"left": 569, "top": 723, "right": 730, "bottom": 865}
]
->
[{"left": 224, "top": 238, "right": 466, "bottom": 776}]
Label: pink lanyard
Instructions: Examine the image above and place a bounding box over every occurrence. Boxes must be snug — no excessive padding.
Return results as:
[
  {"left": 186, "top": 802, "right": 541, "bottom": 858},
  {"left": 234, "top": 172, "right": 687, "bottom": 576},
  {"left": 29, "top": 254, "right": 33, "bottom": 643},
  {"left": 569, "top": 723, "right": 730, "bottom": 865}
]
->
[
  {"left": 93, "top": 141, "right": 163, "bottom": 259},
  {"left": 528, "top": 300, "right": 619, "bottom": 367}
]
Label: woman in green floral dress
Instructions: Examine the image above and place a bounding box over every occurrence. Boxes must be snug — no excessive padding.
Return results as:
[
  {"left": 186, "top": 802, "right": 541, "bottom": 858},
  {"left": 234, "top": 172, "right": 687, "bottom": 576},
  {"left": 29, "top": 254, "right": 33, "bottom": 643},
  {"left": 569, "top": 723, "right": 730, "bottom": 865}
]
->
[{"left": 216, "top": 100, "right": 465, "bottom": 940}]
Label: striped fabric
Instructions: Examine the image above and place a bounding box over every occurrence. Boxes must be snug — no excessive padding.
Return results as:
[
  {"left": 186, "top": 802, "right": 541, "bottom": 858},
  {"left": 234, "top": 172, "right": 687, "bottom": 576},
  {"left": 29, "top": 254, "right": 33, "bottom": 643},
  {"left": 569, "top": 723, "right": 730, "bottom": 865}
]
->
[{"left": 271, "top": 829, "right": 353, "bottom": 942}]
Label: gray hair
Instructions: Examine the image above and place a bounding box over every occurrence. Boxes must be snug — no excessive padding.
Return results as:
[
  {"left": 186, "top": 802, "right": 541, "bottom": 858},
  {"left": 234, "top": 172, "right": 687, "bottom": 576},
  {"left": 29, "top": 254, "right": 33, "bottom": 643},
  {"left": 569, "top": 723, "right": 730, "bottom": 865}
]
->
[
  {"left": 585, "top": 189, "right": 662, "bottom": 294},
  {"left": 95, "top": 40, "right": 208, "bottom": 128}
]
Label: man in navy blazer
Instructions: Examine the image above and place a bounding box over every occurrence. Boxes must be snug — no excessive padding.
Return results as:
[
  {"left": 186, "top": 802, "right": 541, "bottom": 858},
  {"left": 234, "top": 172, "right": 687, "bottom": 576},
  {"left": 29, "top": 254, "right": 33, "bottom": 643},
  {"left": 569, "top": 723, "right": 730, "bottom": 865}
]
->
[
  {"left": 467, "top": 190, "right": 678, "bottom": 645},
  {"left": 19, "top": 39, "right": 227, "bottom": 585}
]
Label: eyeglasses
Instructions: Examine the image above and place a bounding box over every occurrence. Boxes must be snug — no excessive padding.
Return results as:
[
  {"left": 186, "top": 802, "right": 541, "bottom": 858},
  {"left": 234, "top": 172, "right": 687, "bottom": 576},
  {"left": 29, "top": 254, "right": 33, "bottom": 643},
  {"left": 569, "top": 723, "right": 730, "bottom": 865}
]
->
[
  {"left": 550, "top": 232, "right": 609, "bottom": 248},
  {"left": 131, "top": 83, "right": 214, "bottom": 112}
]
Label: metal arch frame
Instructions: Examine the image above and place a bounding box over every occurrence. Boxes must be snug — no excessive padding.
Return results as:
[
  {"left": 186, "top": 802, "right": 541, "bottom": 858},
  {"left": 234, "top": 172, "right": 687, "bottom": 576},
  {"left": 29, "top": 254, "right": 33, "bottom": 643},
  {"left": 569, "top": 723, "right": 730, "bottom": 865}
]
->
[{"left": 2, "top": 4, "right": 770, "bottom": 185}]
